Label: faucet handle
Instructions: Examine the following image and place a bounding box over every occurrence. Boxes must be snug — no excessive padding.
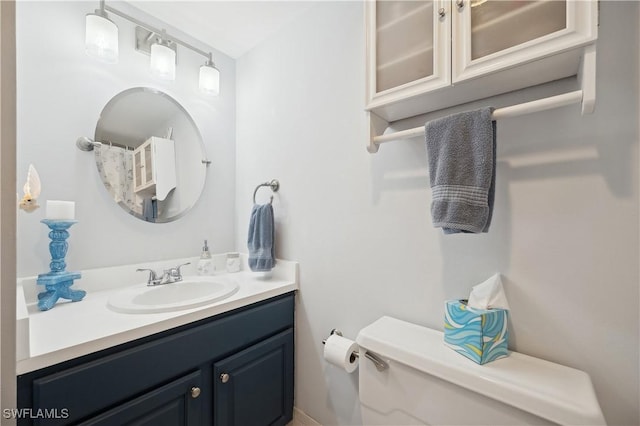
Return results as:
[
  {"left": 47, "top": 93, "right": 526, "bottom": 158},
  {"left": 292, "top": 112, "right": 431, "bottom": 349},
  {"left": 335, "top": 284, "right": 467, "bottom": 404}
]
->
[
  {"left": 136, "top": 268, "right": 158, "bottom": 285},
  {"left": 171, "top": 262, "right": 191, "bottom": 280}
]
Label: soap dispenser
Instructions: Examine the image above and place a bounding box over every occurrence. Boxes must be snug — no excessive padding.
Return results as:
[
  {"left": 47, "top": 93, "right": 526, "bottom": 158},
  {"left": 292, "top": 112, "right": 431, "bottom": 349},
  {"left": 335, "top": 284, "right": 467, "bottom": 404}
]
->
[{"left": 196, "top": 240, "right": 213, "bottom": 275}]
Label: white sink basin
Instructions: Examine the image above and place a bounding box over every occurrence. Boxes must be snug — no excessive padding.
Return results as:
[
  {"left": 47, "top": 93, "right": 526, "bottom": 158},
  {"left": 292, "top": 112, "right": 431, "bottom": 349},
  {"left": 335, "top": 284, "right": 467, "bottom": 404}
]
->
[{"left": 107, "top": 276, "right": 239, "bottom": 314}]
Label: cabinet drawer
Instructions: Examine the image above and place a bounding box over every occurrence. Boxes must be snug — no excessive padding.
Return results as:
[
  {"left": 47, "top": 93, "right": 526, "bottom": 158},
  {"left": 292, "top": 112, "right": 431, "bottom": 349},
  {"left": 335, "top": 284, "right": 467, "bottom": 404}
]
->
[
  {"left": 79, "top": 370, "right": 202, "bottom": 426},
  {"left": 23, "top": 294, "right": 294, "bottom": 425}
]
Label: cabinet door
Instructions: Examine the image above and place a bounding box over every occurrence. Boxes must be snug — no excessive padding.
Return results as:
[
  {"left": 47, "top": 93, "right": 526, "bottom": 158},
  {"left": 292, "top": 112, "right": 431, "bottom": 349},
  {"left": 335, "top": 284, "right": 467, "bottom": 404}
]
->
[
  {"left": 453, "top": 0, "right": 597, "bottom": 82},
  {"left": 213, "top": 330, "right": 294, "bottom": 426},
  {"left": 79, "top": 371, "right": 202, "bottom": 426},
  {"left": 132, "top": 139, "right": 155, "bottom": 193},
  {"left": 143, "top": 142, "right": 154, "bottom": 186},
  {"left": 366, "top": 0, "right": 451, "bottom": 109}
]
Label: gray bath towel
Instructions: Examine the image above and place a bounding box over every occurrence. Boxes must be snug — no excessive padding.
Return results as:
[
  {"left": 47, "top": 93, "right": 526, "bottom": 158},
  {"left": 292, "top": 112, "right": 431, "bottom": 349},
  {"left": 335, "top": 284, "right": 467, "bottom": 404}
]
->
[
  {"left": 425, "top": 107, "right": 496, "bottom": 234},
  {"left": 247, "top": 203, "right": 276, "bottom": 271},
  {"left": 142, "top": 197, "right": 157, "bottom": 222}
]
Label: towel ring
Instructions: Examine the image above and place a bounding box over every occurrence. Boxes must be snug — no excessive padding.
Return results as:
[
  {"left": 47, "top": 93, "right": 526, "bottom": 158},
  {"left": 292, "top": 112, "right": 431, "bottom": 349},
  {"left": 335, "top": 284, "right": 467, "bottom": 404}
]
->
[{"left": 253, "top": 179, "right": 280, "bottom": 204}]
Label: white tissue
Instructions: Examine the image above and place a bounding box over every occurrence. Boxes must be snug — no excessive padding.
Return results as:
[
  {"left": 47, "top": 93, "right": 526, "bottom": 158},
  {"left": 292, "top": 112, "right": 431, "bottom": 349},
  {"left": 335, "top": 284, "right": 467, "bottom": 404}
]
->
[{"left": 467, "top": 274, "right": 510, "bottom": 310}]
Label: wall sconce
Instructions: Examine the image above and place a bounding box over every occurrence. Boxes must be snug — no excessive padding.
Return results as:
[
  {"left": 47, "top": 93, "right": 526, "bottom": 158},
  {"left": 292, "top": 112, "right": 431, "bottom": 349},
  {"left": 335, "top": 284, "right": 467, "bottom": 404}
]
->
[
  {"left": 199, "top": 53, "right": 220, "bottom": 96},
  {"left": 85, "top": 2, "right": 118, "bottom": 63},
  {"left": 149, "top": 32, "right": 176, "bottom": 81},
  {"left": 85, "top": 1, "right": 220, "bottom": 95}
]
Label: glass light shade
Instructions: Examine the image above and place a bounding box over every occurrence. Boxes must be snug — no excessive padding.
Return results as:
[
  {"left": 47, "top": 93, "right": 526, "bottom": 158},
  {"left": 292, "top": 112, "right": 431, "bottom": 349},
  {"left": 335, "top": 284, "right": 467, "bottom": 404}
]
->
[
  {"left": 199, "top": 64, "right": 220, "bottom": 96},
  {"left": 150, "top": 43, "right": 176, "bottom": 81},
  {"left": 85, "top": 13, "right": 118, "bottom": 63}
]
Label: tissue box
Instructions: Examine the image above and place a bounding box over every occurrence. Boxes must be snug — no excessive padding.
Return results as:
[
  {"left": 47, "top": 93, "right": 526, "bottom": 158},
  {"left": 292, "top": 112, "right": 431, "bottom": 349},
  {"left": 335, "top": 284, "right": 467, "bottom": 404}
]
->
[{"left": 444, "top": 300, "right": 509, "bottom": 364}]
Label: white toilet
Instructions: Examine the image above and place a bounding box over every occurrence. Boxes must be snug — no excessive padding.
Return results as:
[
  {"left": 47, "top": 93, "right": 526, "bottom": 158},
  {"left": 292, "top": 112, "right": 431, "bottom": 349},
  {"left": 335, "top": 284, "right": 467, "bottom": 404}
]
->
[{"left": 355, "top": 316, "right": 606, "bottom": 425}]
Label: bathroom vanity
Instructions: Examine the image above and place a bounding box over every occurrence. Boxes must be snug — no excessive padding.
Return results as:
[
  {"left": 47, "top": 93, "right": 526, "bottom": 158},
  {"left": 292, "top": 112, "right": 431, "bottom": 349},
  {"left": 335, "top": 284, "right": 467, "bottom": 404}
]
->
[{"left": 16, "top": 257, "right": 297, "bottom": 426}]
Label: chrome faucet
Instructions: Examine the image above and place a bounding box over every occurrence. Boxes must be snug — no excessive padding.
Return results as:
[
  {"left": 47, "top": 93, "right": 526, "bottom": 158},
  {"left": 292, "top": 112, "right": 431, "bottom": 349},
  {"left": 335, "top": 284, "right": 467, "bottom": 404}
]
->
[{"left": 136, "top": 262, "right": 191, "bottom": 286}]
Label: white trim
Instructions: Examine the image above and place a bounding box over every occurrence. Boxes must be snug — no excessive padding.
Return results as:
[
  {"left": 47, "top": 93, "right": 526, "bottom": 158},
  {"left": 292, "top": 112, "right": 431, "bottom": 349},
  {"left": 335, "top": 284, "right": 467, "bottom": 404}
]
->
[
  {"left": 579, "top": 44, "right": 596, "bottom": 114},
  {"left": 0, "top": 0, "right": 17, "bottom": 422},
  {"left": 291, "top": 407, "right": 322, "bottom": 426}
]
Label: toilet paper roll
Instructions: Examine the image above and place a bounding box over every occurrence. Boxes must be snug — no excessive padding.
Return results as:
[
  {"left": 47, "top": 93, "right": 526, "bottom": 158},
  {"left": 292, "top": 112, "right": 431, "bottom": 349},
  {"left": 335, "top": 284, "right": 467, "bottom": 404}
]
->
[{"left": 323, "top": 334, "right": 359, "bottom": 373}]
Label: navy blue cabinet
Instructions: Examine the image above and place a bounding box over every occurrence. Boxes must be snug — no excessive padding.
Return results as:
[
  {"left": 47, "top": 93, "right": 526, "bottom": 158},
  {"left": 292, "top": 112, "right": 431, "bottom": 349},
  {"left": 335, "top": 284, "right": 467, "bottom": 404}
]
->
[
  {"left": 17, "top": 293, "right": 295, "bottom": 426},
  {"left": 214, "top": 330, "right": 293, "bottom": 426}
]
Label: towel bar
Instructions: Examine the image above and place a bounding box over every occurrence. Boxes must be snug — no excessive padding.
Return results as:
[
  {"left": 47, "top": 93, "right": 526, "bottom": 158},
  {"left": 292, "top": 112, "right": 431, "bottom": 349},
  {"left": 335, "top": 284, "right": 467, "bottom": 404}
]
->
[
  {"left": 253, "top": 179, "right": 280, "bottom": 204},
  {"left": 367, "top": 45, "right": 596, "bottom": 153},
  {"left": 373, "top": 90, "right": 583, "bottom": 145}
]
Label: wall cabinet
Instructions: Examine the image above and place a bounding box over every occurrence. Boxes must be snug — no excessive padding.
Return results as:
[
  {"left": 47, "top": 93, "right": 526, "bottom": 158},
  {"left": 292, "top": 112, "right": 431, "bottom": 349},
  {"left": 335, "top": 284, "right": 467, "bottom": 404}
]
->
[
  {"left": 17, "top": 293, "right": 295, "bottom": 426},
  {"left": 132, "top": 136, "right": 177, "bottom": 201},
  {"left": 366, "top": 0, "right": 598, "bottom": 123}
]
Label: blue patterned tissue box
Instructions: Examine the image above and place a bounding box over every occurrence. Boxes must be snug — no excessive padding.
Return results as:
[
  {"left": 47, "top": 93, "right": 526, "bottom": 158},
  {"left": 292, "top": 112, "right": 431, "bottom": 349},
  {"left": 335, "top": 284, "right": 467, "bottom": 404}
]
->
[{"left": 444, "top": 300, "right": 509, "bottom": 364}]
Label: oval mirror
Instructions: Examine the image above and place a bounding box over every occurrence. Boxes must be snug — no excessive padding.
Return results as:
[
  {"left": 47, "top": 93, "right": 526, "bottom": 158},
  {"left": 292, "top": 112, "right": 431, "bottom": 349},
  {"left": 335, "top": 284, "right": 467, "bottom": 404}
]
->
[{"left": 94, "top": 87, "right": 207, "bottom": 223}]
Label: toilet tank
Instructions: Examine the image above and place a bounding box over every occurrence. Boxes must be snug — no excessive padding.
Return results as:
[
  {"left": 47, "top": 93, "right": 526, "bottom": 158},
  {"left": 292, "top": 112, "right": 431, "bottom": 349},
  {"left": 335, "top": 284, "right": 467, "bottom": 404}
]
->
[{"left": 355, "top": 316, "right": 606, "bottom": 426}]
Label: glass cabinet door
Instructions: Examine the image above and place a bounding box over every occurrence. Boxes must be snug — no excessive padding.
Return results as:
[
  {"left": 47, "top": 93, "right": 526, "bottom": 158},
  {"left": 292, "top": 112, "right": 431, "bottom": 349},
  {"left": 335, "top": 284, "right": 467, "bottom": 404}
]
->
[
  {"left": 366, "top": 0, "right": 450, "bottom": 108},
  {"left": 470, "top": 1, "right": 566, "bottom": 60},
  {"left": 376, "top": 1, "right": 434, "bottom": 92},
  {"left": 132, "top": 140, "right": 155, "bottom": 192},
  {"left": 143, "top": 142, "right": 153, "bottom": 184},
  {"left": 453, "top": 0, "right": 597, "bottom": 82},
  {"left": 133, "top": 150, "right": 143, "bottom": 190}
]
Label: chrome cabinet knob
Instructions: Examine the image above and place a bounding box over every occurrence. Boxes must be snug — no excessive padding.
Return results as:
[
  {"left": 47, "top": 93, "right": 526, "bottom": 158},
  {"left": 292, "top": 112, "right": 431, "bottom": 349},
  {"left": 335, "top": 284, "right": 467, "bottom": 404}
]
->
[
  {"left": 190, "top": 387, "right": 201, "bottom": 399},
  {"left": 456, "top": 0, "right": 464, "bottom": 10},
  {"left": 220, "top": 373, "right": 230, "bottom": 384},
  {"left": 438, "top": 7, "right": 445, "bottom": 17}
]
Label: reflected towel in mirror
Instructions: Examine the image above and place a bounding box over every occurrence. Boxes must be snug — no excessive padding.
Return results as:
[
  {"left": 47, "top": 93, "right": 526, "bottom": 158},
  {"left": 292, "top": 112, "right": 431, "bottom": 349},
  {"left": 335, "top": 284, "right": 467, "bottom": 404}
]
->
[{"left": 142, "top": 197, "right": 157, "bottom": 222}]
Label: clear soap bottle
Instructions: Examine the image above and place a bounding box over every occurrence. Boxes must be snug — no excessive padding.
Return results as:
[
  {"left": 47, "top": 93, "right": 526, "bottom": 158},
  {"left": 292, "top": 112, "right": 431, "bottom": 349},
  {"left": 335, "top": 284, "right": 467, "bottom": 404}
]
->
[{"left": 196, "top": 240, "right": 213, "bottom": 275}]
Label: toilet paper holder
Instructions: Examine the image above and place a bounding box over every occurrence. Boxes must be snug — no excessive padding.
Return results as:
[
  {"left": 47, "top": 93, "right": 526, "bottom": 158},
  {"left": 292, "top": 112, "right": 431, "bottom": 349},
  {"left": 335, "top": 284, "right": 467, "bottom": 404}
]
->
[{"left": 322, "top": 329, "right": 388, "bottom": 371}]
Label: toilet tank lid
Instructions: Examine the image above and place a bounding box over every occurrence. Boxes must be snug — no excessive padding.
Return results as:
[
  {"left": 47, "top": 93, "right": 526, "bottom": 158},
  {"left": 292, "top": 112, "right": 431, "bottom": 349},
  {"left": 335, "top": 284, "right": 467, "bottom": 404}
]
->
[{"left": 355, "top": 316, "right": 606, "bottom": 426}]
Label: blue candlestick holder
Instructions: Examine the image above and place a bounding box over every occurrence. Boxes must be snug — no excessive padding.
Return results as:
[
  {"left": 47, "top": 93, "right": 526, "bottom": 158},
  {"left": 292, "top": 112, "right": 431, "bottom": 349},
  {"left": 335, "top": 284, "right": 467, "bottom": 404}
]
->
[{"left": 36, "top": 219, "right": 86, "bottom": 311}]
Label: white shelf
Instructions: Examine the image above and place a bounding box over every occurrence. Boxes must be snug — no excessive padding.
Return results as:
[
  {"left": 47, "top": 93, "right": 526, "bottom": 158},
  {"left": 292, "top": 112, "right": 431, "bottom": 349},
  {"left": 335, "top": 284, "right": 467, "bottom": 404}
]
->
[{"left": 365, "top": 0, "right": 598, "bottom": 153}]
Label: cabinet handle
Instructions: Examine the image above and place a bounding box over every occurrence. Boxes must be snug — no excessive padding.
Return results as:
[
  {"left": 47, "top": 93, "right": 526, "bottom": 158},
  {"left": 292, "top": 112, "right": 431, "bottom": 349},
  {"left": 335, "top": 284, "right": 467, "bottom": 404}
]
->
[
  {"left": 456, "top": 0, "right": 464, "bottom": 10},
  {"left": 190, "top": 387, "right": 201, "bottom": 399},
  {"left": 220, "top": 373, "right": 230, "bottom": 384},
  {"left": 438, "top": 7, "right": 445, "bottom": 18}
]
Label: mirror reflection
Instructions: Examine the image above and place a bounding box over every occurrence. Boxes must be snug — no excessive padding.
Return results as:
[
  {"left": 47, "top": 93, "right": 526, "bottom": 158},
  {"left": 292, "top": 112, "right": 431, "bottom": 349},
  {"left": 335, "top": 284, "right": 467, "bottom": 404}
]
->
[{"left": 94, "top": 87, "right": 207, "bottom": 223}]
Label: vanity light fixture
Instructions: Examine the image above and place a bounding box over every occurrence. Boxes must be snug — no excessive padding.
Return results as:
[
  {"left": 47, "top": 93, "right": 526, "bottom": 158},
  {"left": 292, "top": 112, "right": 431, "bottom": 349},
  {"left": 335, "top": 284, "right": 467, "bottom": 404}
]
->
[
  {"left": 199, "top": 53, "right": 220, "bottom": 96},
  {"left": 85, "top": 1, "right": 118, "bottom": 63},
  {"left": 85, "top": 1, "right": 220, "bottom": 95}
]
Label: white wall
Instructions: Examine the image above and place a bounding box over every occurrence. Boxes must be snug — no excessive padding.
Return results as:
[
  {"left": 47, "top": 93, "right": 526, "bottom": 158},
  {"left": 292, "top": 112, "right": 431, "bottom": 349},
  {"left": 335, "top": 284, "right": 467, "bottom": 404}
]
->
[
  {"left": 236, "top": 2, "right": 639, "bottom": 425},
  {"left": 16, "top": 1, "right": 236, "bottom": 277}
]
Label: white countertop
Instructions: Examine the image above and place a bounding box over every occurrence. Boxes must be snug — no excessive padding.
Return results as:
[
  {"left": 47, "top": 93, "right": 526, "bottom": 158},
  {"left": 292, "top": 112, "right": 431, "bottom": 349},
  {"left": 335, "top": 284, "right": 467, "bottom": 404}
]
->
[{"left": 17, "top": 255, "right": 298, "bottom": 375}]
